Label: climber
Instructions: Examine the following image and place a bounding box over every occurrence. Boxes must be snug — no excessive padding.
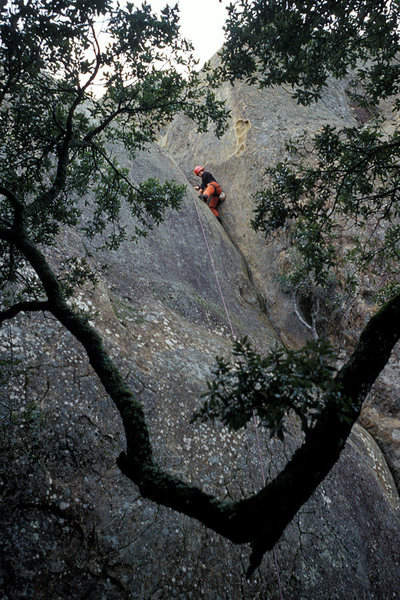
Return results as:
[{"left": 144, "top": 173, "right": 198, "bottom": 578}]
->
[{"left": 194, "top": 165, "right": 223, "bottom": 220}]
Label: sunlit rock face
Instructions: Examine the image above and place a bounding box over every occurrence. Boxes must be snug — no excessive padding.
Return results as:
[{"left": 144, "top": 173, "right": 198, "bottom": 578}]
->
[
  {"left": 161, "top": 59, "right": 400, "bottom": 492},
  {"left": 159, "top": 64, "right": 359, "bottom": 350},
  {"left": 1, "top": 65, "right": 400, "bottom": 599}
]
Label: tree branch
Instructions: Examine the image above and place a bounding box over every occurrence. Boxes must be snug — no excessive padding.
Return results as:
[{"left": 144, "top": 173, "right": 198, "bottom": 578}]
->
[
  {"left": 88, "top": 140, "right": 142, "bottom": 194},
  {"left": 8, "top": 225, "right": 400, "bottom": 572},
  {"left": 0, "top": 186, "right": 25, "bottom": 212},
  {"left": 293, "top": 285, "right": 319, "bottom": 341},
  {"left": 8, "top": 228, "right": 237, "bottom": 533},
  {"left": 79, "top": 24, "right": 102, "bottom": 94},
  {"left": 0, "top": 300, "right": 50, "bottom": 325},
  {"left": 27, "top": 77, "right": 92, "bottom": 214},
  {"left": 82, "top": 106, "right": 124, "bottom": 144},
  {"left": 242, "top": 291, "right": 400, "bottom": 573}
]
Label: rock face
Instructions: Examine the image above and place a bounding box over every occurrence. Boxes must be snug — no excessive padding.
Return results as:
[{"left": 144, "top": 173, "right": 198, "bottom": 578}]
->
[
  {"left": 1, "top": 67, "right": 400, "bottom": 598},
  {"left": 160, "top": 67, "right": 360, "bottom": 349},
  {"left": 161, "top": 61, "right": 400, "bottom": 491}
]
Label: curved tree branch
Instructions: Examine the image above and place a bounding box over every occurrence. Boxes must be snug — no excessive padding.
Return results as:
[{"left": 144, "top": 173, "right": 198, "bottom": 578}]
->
[
  {"left": 243, "top": 291, "right": 400, "bottom": 573},
  {"left": 7, "top": 228, "right": 238, "bottom": 533},
  {"left": 293, "top": 285, "right": 319, "bottom": 341},
  {"left": 26, "top": 73, "right": 94, "bottom": 215},
  {"left": 0, "top": 300, "right": 50, "bottom": 325},
  {"left": 5, "top": 224, "right": 400, "bottom": 572},
  {"left": 0, "top": 186, "right": 25, "bottom": 212}
]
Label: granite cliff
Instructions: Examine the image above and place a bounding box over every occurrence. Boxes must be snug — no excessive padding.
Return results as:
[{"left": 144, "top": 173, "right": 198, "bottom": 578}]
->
[{"left": 1, "top": 66, "right": 400, "bottom": 599}]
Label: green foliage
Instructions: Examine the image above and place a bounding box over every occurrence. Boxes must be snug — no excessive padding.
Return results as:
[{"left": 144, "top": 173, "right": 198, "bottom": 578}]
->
[
  {"left": 251, "top": 121, "right": 400, "bottom": 290},
  {"left": 58, "top": 256, "right": 99, "bottom": 298},
  {"left": 219, "top": 0, "right": 400, "bottom": 106},
  {"left": 220, "top": 1, "right": 400, "bottom": 301},
  {"left": 0, "top": 0, "right": 229, "bottom": 307},
  {"left": 1, "top": 1, "right": 398, "bottom": 567},
  {"left": 193, "top": 337, "right": 341, "bottom": 440}
]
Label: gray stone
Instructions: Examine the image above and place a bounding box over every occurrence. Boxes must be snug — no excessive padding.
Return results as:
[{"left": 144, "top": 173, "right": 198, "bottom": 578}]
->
[{"left": 1, "top": 54, "right": 400, "bottom": 599}]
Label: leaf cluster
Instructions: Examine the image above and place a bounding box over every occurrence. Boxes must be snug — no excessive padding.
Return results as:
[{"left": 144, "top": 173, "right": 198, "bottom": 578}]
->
[
  {"left": 192, "top": 337, "right": 341, "bottom": 440},
  {"left": 218, "top": 0, "right": 400, "bottom": 106},
  {"left": 0, "top": 0, "right": 229, "bottom": 303},
  {"left": 214, "top": 1, "right": 400, "bottom": 303},
  {"left": 81, "top": 178, "right": 186, "bottom": 248},
  {"left": 252, "top": 121, "right": 400, "bottom": 289},
  {"left": 58, "top": 256, "right": 98, "bottom": 298}
]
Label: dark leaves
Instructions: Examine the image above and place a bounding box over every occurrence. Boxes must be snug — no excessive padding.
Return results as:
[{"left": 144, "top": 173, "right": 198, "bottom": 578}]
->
[
  {"left": 219, "top": 0, "right": 400, "bottom": 106},
  {"left": 193, "top": 337, "right": 341, "bottom": 439}
]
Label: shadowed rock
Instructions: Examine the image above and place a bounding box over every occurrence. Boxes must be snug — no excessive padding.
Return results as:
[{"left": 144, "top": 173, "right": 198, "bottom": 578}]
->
[{"left": 1, "top": 64, "right": 400, "bottom": 599}]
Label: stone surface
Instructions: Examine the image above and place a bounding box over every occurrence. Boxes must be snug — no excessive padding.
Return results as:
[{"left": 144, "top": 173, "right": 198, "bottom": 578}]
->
[
  {"left": 162, "top": 56, "right": 400, "bottom": 491},
  {"left": 1, "top": 61, "right": 400, "bottom": 599},
  {"left": 159, "top": 62, "right": 359, "bottom": 349}
]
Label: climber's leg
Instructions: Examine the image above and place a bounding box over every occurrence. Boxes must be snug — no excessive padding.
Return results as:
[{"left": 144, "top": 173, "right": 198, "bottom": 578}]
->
[{"left": 208, "top": 195, "right": 219, "bottom": 218}]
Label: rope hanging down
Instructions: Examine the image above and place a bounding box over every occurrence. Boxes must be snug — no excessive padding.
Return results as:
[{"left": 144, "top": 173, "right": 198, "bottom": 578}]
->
[
  {"left": 192, "top": 196, "right": 283, "bottom": 599},
  {"left": 192, "top": 197, "right": 235, "bottom": 337}
]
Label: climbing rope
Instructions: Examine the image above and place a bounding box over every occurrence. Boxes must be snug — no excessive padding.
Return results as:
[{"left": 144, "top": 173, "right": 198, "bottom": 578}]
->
[
  {"left": 192, "top": 197, "right": 235, "bottom": 337},
  {"left": 192, "top": 196, "right": 283, "bottom": 599}
]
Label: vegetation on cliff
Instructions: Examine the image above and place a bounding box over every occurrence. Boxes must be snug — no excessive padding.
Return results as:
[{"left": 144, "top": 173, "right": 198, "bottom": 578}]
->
[{"left": 1, "top": 0, "right": 400, "bottom": 575}]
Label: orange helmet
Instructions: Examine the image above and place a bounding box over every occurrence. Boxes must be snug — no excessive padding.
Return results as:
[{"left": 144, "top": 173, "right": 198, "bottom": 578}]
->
[{"left": 194, "top": 165, "right": 204, "bottom": 176}]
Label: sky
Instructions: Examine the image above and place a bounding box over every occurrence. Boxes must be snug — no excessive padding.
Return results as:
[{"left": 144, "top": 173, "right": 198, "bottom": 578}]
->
[{"left": 147, "top": 0, "right": 231, "bottom": 67}]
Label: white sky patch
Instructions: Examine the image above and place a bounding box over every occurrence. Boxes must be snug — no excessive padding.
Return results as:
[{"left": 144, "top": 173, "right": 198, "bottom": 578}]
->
[
  {"left": 82, "top": 1, "right": 230, "bottom": 95},
  {"left": 146, "top": 0, "right": 230, "bottom": 67}
]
